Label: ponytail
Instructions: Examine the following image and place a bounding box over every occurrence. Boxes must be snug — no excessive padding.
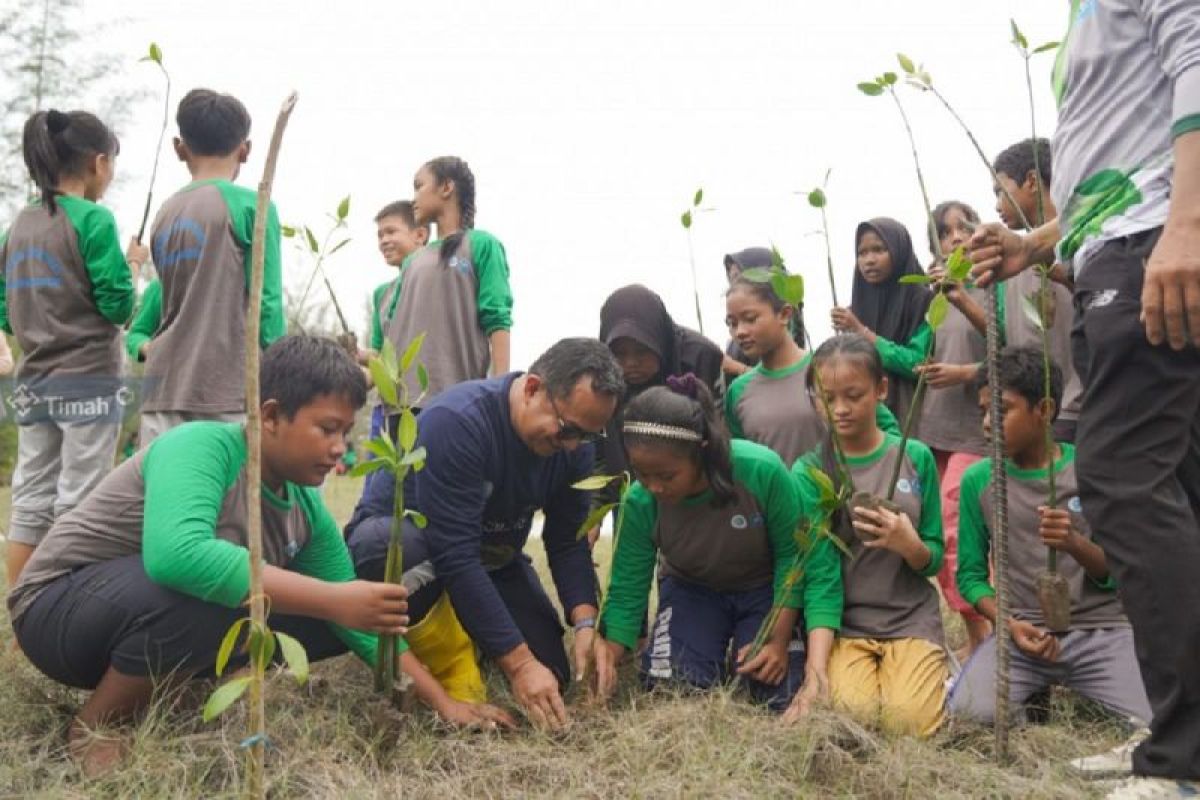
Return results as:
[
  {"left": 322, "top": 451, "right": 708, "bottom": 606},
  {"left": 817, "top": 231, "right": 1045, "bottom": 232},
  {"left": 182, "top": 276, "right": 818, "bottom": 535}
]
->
[
  {"left": 22, "top": 109, "right": 118, "bottom": 215},
  {"left": 622, "top": 374, "right": 737, "bottom": 507},
  {"left": 423, "top": 156, "right": 477, "bottom": 264}
]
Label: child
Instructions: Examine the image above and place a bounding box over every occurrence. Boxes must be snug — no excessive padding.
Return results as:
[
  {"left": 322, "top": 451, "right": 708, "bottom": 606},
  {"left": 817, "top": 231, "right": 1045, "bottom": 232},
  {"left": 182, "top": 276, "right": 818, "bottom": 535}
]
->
[
  {"left": 6, "top": 336, "right": 512, "bottom": 774},
  {"left": 0, "top": 109, "right": 145, "bottom": 586},
  {"left": 991, "top": 138, "right": 1081, "bottom": 443},
  {"left": 793, "top": 334, "right": 947, "bottom": 736},
  {"left": 137, "top": 88, "right": 286, "bottom": 444},
  {"left": 592, "top": 377, "right": 840, "bottom": 712},
  {"left": 914, "top": 201, "right": 994, "bottom": 659},
  {"left": 384, "top": 156, "right": 512, "bottom": 407},
  {"left": 724, "top": 276, "right": 899, "bottom": 467},
  {"left": 831, "top": 218, "right": 932, "bottom": 430},
  {"left": 721, "top": 247, "right": 774, "bottom": 378},
  {"left": 950, "top": 346, "right": 1150, "bottom": 726}
]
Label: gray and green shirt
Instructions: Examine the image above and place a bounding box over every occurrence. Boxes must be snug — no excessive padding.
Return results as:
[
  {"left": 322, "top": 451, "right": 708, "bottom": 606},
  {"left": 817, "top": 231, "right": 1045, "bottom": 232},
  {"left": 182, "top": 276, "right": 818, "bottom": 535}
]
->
[{"left": 919, "top": 289, "right": 986, "bottom": 455}]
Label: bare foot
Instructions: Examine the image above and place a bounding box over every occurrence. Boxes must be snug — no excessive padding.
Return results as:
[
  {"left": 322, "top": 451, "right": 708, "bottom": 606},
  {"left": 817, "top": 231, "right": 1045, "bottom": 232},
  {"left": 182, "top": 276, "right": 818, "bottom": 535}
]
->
[{"left": 68, "top": 719, "right": 129, "bottom": 778}]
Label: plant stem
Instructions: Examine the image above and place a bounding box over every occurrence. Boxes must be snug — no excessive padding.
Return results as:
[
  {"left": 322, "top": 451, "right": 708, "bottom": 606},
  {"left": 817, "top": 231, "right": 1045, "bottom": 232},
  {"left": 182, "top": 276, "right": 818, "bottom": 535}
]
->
[
  {"left": 886, "top": 334, "right": 935, "bottom": 501},
  {"left": 596, "top": 475, "right": 630, "bottom": 621},
  {"left": 243, "top": 90, "right": 298, "bottom": 800},
  {"left": 1039, "top": 267, "right": 1058, "bottom": 574},
  {"left": 136, "top": 62, "right": 171, "bottom": 243},
  {"left": 1023, "top": 54, "right": 1048, "bottom": 229},
  {"left": 887, "top": 88, "right": 939, "bottom": 263},
  {"left": 985, "top": 282, "right": 1012, "bottom": 762},
  {"left": 804, "top": 330, "right": 856, "bottom": 496},
  {"left": 820, "top": 205, "right": 839, "bottom": 308},
  {"left": 686, "top": 228, "right": 704, "bottom": 335}
]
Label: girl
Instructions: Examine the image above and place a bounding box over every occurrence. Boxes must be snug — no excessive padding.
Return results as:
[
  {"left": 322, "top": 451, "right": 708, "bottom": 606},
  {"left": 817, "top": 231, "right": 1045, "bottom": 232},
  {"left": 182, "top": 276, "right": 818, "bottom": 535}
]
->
[
  {"left": 724, "top": 277, "right": 900, "bottom": 467},
  {"left": 592, "top": 376, "right": 840, "bottom": 711},
  {"left": 1, "top": 109, "right": 146, "bottom": 586},
  {"left": 721, "top": 247, "right": 774, "bottom": 378},
  {"left": 384, "top": 156, "right": 513, "bottom": 407},
  {"left": 915, "top": 201, "right": 994, "bottom": 659},
  {"left": 831, "top": 217, "right": 931, "bottom": 429},
  {"left": 790, "top": 334, "right": 947, "bottom": 735}
]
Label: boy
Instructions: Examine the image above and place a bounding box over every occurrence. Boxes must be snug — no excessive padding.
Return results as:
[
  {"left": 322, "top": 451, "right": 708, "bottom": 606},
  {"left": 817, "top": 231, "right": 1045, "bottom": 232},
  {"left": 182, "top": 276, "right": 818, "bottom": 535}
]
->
[
  {"left": 136, "top": 88, "right": 286, "bottom": 443},
  {"left": 991, "top": 138, "right": 1082, "bottom": 443},
  {"left": 7, "top": 336, "right": 511, "bottom": 775},
  {"left": 949, "top": 346, "right": 1149, "bottom": 727}
]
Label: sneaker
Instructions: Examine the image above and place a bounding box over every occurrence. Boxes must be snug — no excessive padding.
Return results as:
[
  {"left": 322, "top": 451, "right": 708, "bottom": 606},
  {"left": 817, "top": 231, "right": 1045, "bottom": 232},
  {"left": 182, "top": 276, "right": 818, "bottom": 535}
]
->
[
  {"left": 1070, "top": 728, "right": 1150, "bottom": 779},
  {"left": 1104, "top": 777, "right": 1200, "bottom": 799}
]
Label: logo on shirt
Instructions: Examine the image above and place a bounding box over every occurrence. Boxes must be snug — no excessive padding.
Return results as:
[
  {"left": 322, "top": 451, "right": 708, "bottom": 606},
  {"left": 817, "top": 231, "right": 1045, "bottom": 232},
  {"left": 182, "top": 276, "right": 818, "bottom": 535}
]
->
[
  {"left": 447, "top": 255, "right": 473, "bottom": 276},
  {"left": 1085, "top": 289, "right": 1118, "bottom": 310},
  {"left": 1068, "top": 496, "right": 1083, "bottom": 513},
  {"left": 5, "top": 246, "right": 64, "bottom": 289},
  {"left": 152, "top": 218, "right": 206, "bottom": 271},
  {"left": 285, "top": 539, "right": 300, "bottom": 559},
  {"left": 730, "top": 513, "right": 764, "bottom": 530},
  {"left": 897, "top": 478, "right": 916, "bottom": 495}
]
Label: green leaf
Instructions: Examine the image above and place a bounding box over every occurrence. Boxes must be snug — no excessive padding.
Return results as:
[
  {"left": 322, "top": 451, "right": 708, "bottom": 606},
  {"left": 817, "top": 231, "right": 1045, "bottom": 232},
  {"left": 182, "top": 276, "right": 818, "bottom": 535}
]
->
[
  {"left": 348, "top": 458, "right": 389, "bottom": 478},
  {"left": 945, "top": 246, "right": 972, "bottom": 283},
  {"left": 380, "top": 339, "right": 399, "bottom": 377},
  {"left": 364, "top": 436, "right": 397, "bottom": 461},
  {"left": 150, "top": 42, "right": 163, "bottom": 63},
  {"left": 806, "top": 465, "right": 837, "bottom": 507},
  {"left": 399, "top": 409, "right": 418, "bottom": 452},
  {"left": 898, "top": 274, "right": 933, "bottom": 285},
  {"left": 1021, "top": 294, "right": 1045, "bottom": 331},
  {"left": 739, "top": 267, "right": 773, "bottom": 284},
  {"left": 573, "top": 474, "right": 621, "bottom": 491},
  {"left": 882, "top": 71, "right": 898, "bottom": 85},
  {"left": 404, "top": 509, "right": 428, "bottom": 528},
  {"left": 369, "top": 358, "right": 398, "bottom": 407},
  {"left": 769, "top": 245, "right": 787, "bottom": 272},
  {"left": 416, "top": 363, "right": 429, "bottom": 393},
  {"left": 215, "top": 618, "right": 249, "bottom": 677},
  {"left": 693, "top": 188, "right": 704, "bottom": 207},
  {"left": 576, "top": 502, "right": 617, "bottom": 539},
  {"left": 1010, "top": 18, "right": 1028, "bottom": 51},
  {"left": 202, "top": 676, "right": 251, "bottom": 722},
  {"left": 399, "top": 446, "right": 427, "bottom": 467},
  {"left": 1033, "top": 41, "right": 1060, "bottom": 54},
  {"left": 400, "top": 333, "right": 426, "bottom": 373},
  {"left": 329, "top": 238, "right": 351, "bottom": 255},
  {"left": 304, "top": 226, "right": 319, "bottom": 254},
  {"left": 336, "top": 195, "right": 350, "bottom": 221},
  {"left": 680, "top": 210, "right": 693, "bottom": 229},
  {"left": 807, "top": 188, "right": 826, "bottom": 208},
  {"left": 281, "top": 224, "right": 297, "bottom": 238},
  {"left": 897, "top": 53, "right": 915, "bottom": 74},
  {"left": 248, "top": 624, "right": 276, "bottom": 670},
  {"left": 274, "top": 631, "right": 309, "bottom": 685},
  {"left": 927, "top": 292, "right": 950, "bottom": 330},
  {"left": 857, "top": 81, "right": 884, "bottom": 97},
  {"left": 771, "top": 273, "right": 805, "bottom": 308}
]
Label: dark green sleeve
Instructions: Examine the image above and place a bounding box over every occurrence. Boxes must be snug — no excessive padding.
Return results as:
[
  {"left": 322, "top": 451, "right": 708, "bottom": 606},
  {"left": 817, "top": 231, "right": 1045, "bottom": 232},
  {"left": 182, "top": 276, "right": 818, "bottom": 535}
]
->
[
  {"left": 908, "top": 439, "right": 944, "bottom": 578},
  {"left": 875, "top": 322, "right": 932, "bottom": 380},
  {"left": 790, "top": 453, "right": 844, "bottom": 631},
  {"left": 369, "top": 281, "right": 390, "bottom": 352},
  {"left": 126, "top": 279, "right": 162, "bottom": 361},
  {"left": 742, "top": 446, "right": 803, "bottom": 608},
  {"left": 141, "top": 424, "right": 253, "bottom": 607},
  {"left": 468, "top": 230, "right": 513, "bottom": 334},
  {"left": 598, "top": 484, "right": 659, "bottom": 649},
  {"left": 724, "top": 370, "right": 753, "bottom": 439},
  {"left": 73, "top": 204, "right": 135, "bottom": 325},
  {"left": 221, "top": 185, "right": 284, "bottom": 347},
  {"left": 293, "top": 488, "right": 405, "bottom": 664},
  {"left": 956, "top": 460, "right": 995, "bottom": 607},
  {"left": 875, "top": 402, "right": 900, "bottom": 436}
]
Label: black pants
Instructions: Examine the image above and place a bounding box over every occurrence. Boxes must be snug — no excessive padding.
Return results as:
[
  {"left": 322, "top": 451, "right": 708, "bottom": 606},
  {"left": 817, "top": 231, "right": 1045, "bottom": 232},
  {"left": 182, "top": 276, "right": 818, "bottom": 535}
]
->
[
  {"left": 347, "top": 516, "right": 571, "bottom": 686},
  {"left": 14, "top": 555, "right": 348, "bottom": 690},
  {"left": 1071, "top": 228, "right": 1200, "bottom": 780}
]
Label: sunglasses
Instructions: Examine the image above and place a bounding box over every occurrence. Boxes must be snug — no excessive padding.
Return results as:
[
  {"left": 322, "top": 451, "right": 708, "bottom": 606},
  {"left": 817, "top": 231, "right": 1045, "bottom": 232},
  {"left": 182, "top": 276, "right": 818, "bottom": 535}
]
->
[{"left": 546, "top": 390, "right": 606, "bottom": 444}]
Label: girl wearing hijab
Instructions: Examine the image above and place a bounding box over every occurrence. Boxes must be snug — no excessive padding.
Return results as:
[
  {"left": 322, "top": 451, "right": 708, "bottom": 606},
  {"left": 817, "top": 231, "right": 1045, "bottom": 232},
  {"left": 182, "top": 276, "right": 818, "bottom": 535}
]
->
[{"left": 830, "top": 217, "right": 932, "bottom": 429}]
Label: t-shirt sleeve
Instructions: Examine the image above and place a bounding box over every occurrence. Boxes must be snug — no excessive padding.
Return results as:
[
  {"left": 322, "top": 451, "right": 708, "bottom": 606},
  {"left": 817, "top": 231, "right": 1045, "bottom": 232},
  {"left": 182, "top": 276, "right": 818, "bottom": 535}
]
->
[
  {"left": 126, "top": 279, "right": 162, "bottom": 361},
  {"left": 469, "top": 230, "right": 513, "bottom": 334},
  {"left": 909, "top": 440, "right": 945, "bottom": 578},
  {"left": 226, "top": 187, "right": 285, "bottom": 348},
  {"left": 78, "top": 205, "right": 135, "bottom": 325},
  {"left": 875, "top": 322, "right": 932, "bottom": 380},
  {"left": 369, "top": 282, "right": 389, "bottom": 352},
  {"left": 1137, "top": 1, "right": 1200, "bottom": 137},
  {"left": 745, "top": 449, "right": 803, "bottom": 608},
  {"left": 141, "top": 425, "right": 253, "bottom": 606},
  {"left": 875, "top": 401, "right": 900, "bottom": 436},
  {"left": 791, "top": 454, "right": 844, "bottom": 631},
  {"left": 724, "top": 371, "right": 752, "bottom": 439},
  {"left": 598, "top": 483, "right": 658, "bottom": 650},
  {"left": 540, "top": 447, "right": 600, "bottom": 614},
  {"left": 956, "top": 461, "right": 995, "bottom": 608},
  {"left": 292, "top": 488, "right": 400, "bottom": 664}
]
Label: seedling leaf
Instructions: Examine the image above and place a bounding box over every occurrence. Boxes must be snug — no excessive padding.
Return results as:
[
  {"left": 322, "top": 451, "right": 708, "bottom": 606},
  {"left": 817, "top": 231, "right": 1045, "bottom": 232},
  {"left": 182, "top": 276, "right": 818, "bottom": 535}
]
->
[
  {"left": 369, "top": 359, "right": 398, "bottom": 407},
  {"left": 215, "top": 618, "right": 249, "bottom": 677},
  {"left": 897, "top": 53, "right": 915, "bottom": 74},
  {"left": 400, "top": 333, "right": 425, "bottom": 373},
  {"left": 857, "top": 81, "right": 884, "bottom": 97},
  {"left": 927, "top": 292, "right": 950, "bottom": 330},
  {"left": 573, "top": 474, "right": 621, "bottom": 491},
  {"left": 149, "top": 42, "right": 163, "bottom": 64},
  {"left": 336, "top": 195, "right": 350, "bottom": 221},
  {"left": 1033, "top": 41, "right": 1060, "bottom": 54},
  {"left": 945, "top": 246, "right": 972, "bottom": 283},
  {"left": 203, "top": 676, "right": 252, "bottom": 722},
  {"left": 329, "top": 238, "right": 351, "bottom": 255},
  {"left": 275, "top": 631, "right": 309, "bottom": 684},
  {"left": 769, "top": 245, "right": 787, "bottom": 272},
  {"left": 807, "top": 188, "right": 826, "bottom": 208},
  {"left": 1021, "top": 294, "right": 1045, "bottom": 331},
  {"left": 771, "top": 273, "right": 805, "bottom": 307},
  {"left": 304, "top": 226, "right": 319, "bottom": 254},
  {"left": 380, "top": 339, "right": 399, "bottom": 378},
  {"left": 416, "top": 363, "right": 429, "bottom": 393},
  {"left": 399, "top": 409, "right": 418, "bottom": 452},
  {"left": 681, "top": 210, "right": 693, "bottom": 229},
  {"left": 1010, "top": 18, "right": 1029, "bottom": 51},
  {"left": 281, "top": 224, "right": 297, "bottom": 238},
  {"left": 404, "top": 509, "right": 428, "bottom": 528},
  {"left": 248, "top": 624, "right": 276, "bottom": 669},
  {"left": 882, "top": 71, "right": 898, "bottom": 85},
  {"left": 364, "top": 436, "right": 398, "bottom": 461},
  {"left": 399, "top": 446, "right": 427, "bottom": 467},
  {"left": 577, "top": 502, "right": 617, "bottom": 539},
  {"left": 693, "top": 188, "right": 704, "bottom": 207},
  {"left": 348, "top": 458, "right": 389, "bottom": 478},
  {"left": 740, "top": 267, "right": 772, "bottom": 285},
  {"left": 807, "top": 465, "right": 838, "bottom": 507},
  {"left": 898, "top": 274, "right": 933, "bottom": 285}
]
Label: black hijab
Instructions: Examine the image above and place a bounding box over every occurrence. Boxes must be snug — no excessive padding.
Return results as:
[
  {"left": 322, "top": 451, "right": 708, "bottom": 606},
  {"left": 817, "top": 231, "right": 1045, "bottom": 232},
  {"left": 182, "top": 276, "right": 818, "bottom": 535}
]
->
[{"left": 850, "top": 217, "right": 931, "bottom": 345}]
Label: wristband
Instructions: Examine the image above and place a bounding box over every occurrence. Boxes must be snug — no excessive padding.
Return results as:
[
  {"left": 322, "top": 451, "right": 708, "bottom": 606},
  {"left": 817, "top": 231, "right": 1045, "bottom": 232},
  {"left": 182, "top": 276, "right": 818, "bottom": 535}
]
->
[{"left": 573, "top": 616, "right": 596, "bottom": 632}]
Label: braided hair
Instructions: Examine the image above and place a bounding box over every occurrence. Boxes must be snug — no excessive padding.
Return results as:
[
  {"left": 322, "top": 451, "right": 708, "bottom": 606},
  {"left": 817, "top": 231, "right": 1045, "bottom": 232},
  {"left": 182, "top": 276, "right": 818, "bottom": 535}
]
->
[{"left": 423, "top": 156, "right": 477, "bottom": 264}]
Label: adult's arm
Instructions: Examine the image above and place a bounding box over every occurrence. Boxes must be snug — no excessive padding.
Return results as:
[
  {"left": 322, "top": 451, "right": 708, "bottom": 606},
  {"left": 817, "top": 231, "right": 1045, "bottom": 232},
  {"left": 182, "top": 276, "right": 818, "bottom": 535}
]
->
[{"left": 541, "top": 447, "right": 600, "bottom": 617}]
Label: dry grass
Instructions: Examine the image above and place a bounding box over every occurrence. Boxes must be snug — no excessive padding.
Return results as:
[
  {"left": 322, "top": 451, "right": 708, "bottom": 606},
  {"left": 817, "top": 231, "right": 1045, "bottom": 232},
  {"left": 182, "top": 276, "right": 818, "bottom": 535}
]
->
[{"left": 0, "top": 477, "right": 1131, "bottom": 799}]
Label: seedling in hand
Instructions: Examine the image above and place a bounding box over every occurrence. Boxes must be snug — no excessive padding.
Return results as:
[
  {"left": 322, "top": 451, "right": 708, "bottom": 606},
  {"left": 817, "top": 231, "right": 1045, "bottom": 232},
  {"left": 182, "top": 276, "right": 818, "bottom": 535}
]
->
[{"left": 135, "top": 43, "right": 170, "bottom": 250}]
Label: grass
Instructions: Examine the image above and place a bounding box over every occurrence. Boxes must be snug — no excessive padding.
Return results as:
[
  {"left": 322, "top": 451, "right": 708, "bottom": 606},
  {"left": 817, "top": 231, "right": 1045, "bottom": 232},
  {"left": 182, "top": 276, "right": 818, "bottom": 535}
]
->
[{"left": 0, "top": 476, "right": 1131, "bottom": 798}]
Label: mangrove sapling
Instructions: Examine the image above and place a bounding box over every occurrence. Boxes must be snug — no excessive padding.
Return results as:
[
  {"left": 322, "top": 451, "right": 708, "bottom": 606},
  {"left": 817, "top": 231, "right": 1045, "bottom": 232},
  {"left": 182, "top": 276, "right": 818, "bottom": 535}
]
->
[
  {"left": 201, "top": 91, "right": 299, "bottom": 800},
  {"left": 285, "top": 196, "right": 356, "bottom": 353},
  {"left": 806, "top": 170, "right": 839, "bottom": 308},
  {"left": 679, "top": 187, "right": 706, "bottom": 334},
  {"left": 348, "top": 336, "right": 429, "bottom": 700},
  {"left": 134, "top": 42, "right": 169, "bottom": 251},
  {"left": 574, "top": 472, "right": 632, "bottom": 630}
]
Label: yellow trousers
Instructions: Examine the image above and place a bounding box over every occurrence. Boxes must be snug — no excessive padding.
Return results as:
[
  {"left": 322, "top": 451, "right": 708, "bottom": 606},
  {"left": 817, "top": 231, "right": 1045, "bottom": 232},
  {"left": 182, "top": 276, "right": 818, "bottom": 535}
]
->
[
  {"left": 403, "top": 593, "right": 487, "bottom": 703},
  {"left": 828, "top": 637, "right": 948, "bottom": 737}
]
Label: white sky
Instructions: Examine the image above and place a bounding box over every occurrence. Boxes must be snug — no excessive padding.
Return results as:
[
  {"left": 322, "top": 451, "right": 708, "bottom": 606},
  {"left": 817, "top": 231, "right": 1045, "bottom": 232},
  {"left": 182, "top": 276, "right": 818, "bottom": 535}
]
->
[{"left": 94, "top": 0, "right": 1067, "bottom": 368}]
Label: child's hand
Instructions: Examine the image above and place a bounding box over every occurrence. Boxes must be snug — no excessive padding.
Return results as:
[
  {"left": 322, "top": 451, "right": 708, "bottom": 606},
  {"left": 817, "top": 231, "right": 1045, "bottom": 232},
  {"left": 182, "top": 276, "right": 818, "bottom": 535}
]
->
[
  {"left": 854, "top": 504, "right": 924, "bottom": 557},
  {"left": 736, "top": 639, "right": 788, "bottom": 686},
  {"left": 433, "top": 698, "right": 516, "bottom": 731},
  {"left": 1038, "top": 507, "right": 1079, "bottom": 553},
  {"left": 591, "top": 637, "right": 625, "bottom": 702},
  {"left": 781, "top": 669, "right": 829, "bottom": 724},
  {"left": 125, "top": 237, "right": 150, "bottom": 272},
  {"left": 916, "top": 362, "right": 977, "bottom": 389},
  {"left": 830, "top": 307, "right": 866, "bottom": 336},
  {"left": 1009, "top": 618, "right": 1060, "bottom": 662},
  {"left": 330, "top": 580, "right": 409, "bottom": 634}
]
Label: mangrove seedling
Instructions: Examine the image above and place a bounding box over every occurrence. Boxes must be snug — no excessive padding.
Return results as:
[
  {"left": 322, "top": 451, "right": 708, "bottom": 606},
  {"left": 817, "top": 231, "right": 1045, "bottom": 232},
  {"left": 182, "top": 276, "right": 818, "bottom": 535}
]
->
[
  {"left": 134, "top": 42, "right": 169, "bottom": 251},
  {"left": 574, "top": 471, "right": 631, "bottom": 619},
  {"left": 285, "top": 195, "right": 356, "bottom": 353},
  {"left": 348, "top": 336, "right": 430, "bottom": 699},
  {"left": 680, "top": 187, "right": 706, "bottom": 334},
  {"left": 806, "top": 169, "right": 839, "bottom": 308}
]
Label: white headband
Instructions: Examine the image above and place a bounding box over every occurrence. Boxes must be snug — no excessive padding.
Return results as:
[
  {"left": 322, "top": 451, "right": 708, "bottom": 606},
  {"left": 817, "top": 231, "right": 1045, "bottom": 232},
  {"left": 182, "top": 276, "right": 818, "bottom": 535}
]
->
[{"left": 622, "top": 421, "right": 703, "bottom": 442}]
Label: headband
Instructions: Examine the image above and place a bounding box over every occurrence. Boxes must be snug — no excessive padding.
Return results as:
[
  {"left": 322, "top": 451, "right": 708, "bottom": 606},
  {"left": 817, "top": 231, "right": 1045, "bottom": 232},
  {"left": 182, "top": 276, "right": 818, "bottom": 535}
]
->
[{"left": 622, "top": 421, "right": 703, "bottom": 442}]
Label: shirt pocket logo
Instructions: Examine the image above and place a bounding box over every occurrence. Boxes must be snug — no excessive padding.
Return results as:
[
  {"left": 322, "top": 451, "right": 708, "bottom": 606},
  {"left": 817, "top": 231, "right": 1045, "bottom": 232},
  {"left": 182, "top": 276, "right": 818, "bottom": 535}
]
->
[
  {"left": 731, "top": 514, "right": 748, "bottom": 530},
  {"left": 1068, "top": 496, "right": 1083, "bottom": 513}
]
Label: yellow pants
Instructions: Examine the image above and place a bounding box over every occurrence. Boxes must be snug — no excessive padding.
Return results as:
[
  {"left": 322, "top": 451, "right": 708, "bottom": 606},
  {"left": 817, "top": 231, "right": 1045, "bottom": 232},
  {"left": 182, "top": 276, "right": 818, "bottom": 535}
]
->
[
  {"left": 828, "top": 637, "right": 948, "bottom": 737},
  {"left": 403, "top": 593, "right": 487, "bottom": 703}
]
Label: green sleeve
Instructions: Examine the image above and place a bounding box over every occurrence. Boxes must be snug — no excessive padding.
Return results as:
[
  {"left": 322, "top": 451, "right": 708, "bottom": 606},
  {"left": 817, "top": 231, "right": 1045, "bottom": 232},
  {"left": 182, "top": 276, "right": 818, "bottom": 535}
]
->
[
  {"left": 220, "top": 184, "right": 285, "bottom": 348},
  {"left": 0, "top": 230, "right": 10, "bottom": 334},
  {"left": 141, "top": 424, "right": 254, "bottom": 606},
  {"left": 956, "top": 460, "right": 995, "bottom": 607},
  {"left": 292, "top": 488, "right": 404, "bottom": 664},
  {"left": 724, "top": 369, "right": 754, "bottom": 439},
  {"left": 369, "top": 281, "right": 390, "bottom": 352},
  {"left": 875, "top": 322, "right": 932, "bottom": 380},
  {"left": 126, "top": 279, "right": 162, "bottom": 361},
  {"left": 69, "top": 203, "right": 135, "bottom": 325},
  {"left": 468, "top": 230, "right": 513, "bottom": 334},
  {"left": 790, "top": 453, "right": 844, "bottom": 631},
  {"left": 875, "top": 402, "right": 900, "bottom": 436},
  {"left": 598, "top": 484, "right": 659, "bottom": 650},
  {"left": 907, "top": 439, "right": 944, "bottom": 578},
  {"left": 741, "top": 445, "right": 803, "bottom": 608}
]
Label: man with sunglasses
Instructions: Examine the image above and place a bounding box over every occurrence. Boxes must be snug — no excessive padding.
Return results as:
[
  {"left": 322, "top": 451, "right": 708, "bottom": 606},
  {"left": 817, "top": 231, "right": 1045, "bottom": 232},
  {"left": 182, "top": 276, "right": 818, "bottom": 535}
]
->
[{"left": 346, "top": 337, "right": 624, "bottom": 730}]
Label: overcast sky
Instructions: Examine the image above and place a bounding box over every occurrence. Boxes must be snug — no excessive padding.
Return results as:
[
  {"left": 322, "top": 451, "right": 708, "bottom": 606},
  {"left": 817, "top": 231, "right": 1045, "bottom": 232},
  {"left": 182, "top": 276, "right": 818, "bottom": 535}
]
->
[{"left": 92, "top": 0, "right": 1066, "bottom": 368}]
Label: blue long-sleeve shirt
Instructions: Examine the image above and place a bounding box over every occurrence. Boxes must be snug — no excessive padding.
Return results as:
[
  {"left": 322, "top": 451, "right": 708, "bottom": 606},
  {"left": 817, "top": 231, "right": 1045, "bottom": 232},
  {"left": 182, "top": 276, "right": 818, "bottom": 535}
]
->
[{"left": 346, "top": 373, "right": 597, "bottom": 657}]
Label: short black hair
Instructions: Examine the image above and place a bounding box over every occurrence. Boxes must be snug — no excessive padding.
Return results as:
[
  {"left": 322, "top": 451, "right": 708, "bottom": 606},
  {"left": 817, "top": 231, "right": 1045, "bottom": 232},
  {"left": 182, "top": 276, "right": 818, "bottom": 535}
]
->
[
  {"left": 974, "top": 345, "right": 1063, "bottom": 420},
  {"left": 993, "top": 138, "right": 1052, "bottom": 186},
  {"left": 374, "top": 200, "right": 420, "bottom": 227},
  {"left": 528, "top": 337, "right": 625, "bottom": 401},
  {"left": 261, "top": 335, "right": 367, "bottom": 418},
  {"left": 177, "top": 88, "right": 251, "bottom": 157}
]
